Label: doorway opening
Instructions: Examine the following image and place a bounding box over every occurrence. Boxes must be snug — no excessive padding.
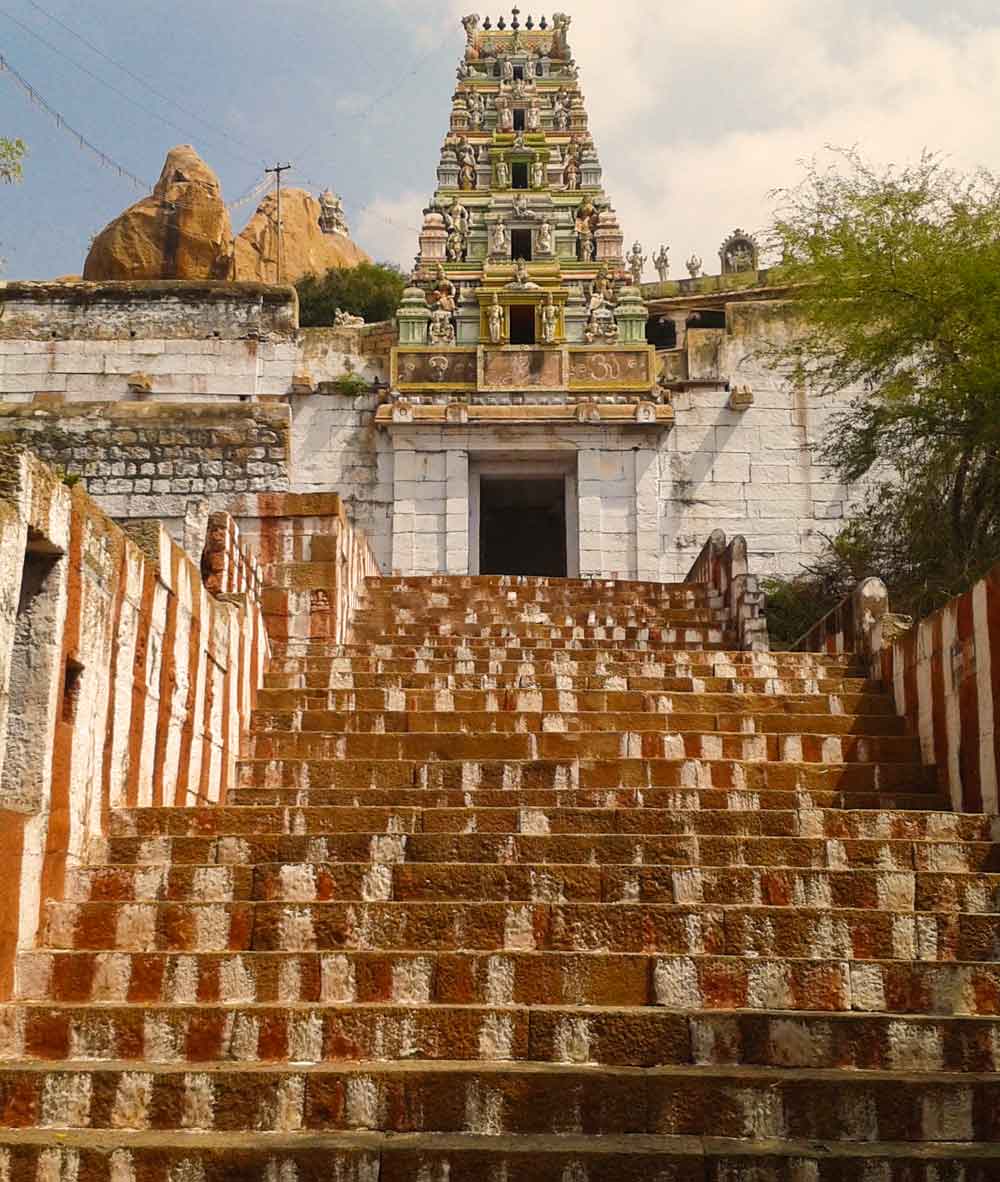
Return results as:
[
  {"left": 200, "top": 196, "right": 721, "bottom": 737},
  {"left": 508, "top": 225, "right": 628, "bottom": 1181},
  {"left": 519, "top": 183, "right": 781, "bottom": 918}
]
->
[
  {"left": 479, "top": 477, "right": 567, "bottom": 576},
  {"left": 508, "top": 303, "right": 535, "bottom": 344},
  {"left": 513, "top": 108, "right": 526, "bottom": 132},
  {"left": 511, "top": 161, "right": 529, "bottom": 188},
  {"left": 510, "top": 228, "right": 532, "bottom": 259}
]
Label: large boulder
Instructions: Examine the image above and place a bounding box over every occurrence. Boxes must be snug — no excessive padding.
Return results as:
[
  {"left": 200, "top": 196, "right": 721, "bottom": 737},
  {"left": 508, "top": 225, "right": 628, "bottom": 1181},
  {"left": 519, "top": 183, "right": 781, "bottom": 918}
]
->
[
  {"left": 234, "top": 188, "right": 369, "bottom": 284},
  {"left": 83, "top": 146, "right": 233, "bottom": 281}
]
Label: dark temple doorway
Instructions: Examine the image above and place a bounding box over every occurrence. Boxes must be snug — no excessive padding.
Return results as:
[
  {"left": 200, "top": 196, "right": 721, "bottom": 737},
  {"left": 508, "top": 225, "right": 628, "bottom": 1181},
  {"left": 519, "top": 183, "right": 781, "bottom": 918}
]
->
[
  {"left": 508, "top": 302, "right": 535, "bottom": 344},
  {"left": 479, "top": 477, "right": 567, "bottom": 577}
]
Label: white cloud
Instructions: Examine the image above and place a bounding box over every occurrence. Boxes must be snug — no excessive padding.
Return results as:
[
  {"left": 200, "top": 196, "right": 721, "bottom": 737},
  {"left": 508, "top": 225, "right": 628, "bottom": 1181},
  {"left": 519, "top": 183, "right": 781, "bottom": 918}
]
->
[
  {"left": 355, "top": 191, "right": 427, "bottom": 269},
  {"left": 367, "top": 0, "right": 1000, "bottom": 278}
]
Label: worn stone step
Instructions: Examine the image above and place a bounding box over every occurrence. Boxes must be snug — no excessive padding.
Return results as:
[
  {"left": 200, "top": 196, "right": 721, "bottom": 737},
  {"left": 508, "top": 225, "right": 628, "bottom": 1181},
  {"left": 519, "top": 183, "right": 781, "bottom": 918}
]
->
[
  {"left": 0, "top": 1060, "right": 998, "bottom": 1140},
  {"left": 0, "top": 1129, "right": 996, "bottom": 1182},
  {"left": 350, "top": 624, "right": 729, "bottom": 645},
  {"left": 6, "top": 1001, "right": 1000, "bottom": 1072},
  {"left": 265, "top": 669, "right": 876, "bottom": 695},
  {"left": 246, "top": 728, "right": 922, "bottom": 765},
  {"left": 19, "top": 949, "right": 1000, "bottom": 1015},
  {"left": 249, "top": 708, "right": 909, "bottom": 738},
  {"left": 65, "top": 862, "right": 1000, "bottom": 915},
  {"left": 228, "top": 787, "right": 944, "bottom": 815},
  {"left": 100, "top": 831, "right": 997, "bottom": 875},
  {"left": 40, "top": 898, "right": 1000, "bottom": 961},
  {"left": 255, "top": 686, "right": 899, "bottom": 716},
  {"left": 103, "top": 804, "right": 992, "bottom": 842},
  {"left": 234, "top": 755, "right": 934, "bottom": 795},
  {"left": 106, "top": 804, "right": 995, "bottom": 842}
]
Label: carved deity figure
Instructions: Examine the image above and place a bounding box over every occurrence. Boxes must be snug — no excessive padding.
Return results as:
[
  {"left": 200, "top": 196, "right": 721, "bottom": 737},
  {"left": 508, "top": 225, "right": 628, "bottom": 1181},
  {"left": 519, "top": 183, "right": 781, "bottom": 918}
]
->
[
  {"left": 653, "top": 245, "right": 670, "bottom": 283},
  {"left": 429, "top": 303, "right": 456, "bottom": 346},
  {"left": 686, "top": 253, "right": 703, "bottom": 278},
  {"left": 487, "top": 292, "right": 504, "bottom": 344},
  {"left": 445, "top": 197, "right": 470, "bottom": 239},
  {"left": 541, "top": 293, "right": 558, "bottom": 344},
  {"left": 495, "top": 93, "right": 514, "bottom": 133},
  {"left": 562, "top": 144, "right": 581, "bottom": 191},
  {"left": 467, "top": 89, "right": 485, "bottom": 128},
  {"left": 495, "top": 155, "right": 511, "bottom": 189},
  {"left": 536, "top": 216, "right": 553, "bottom": 255},
  {"left": 526, "top": 98, "right": 541, "bottom": 132},
  {"left": 333, "top": 308, "right": 364, "bottom": 327},
  {"left": 319, "top": 189, "right": 348, "bottom": 236},
  {"left": 507, "top": 258, "right": 540, "bottom": 289},
  {"left": 552, "top": 12, "right": 572, "bottom": 57},
  {"left": 457, "top": 139, "right": 477, "bottom": 191},
  {"left": 552, "top": 87, "right": 571, "bottom": 130},
  {"left": 626, "top": 241, "right": 646, "bottom": 285},
  {"left": 575, "top": 195, "right": 598, "bottom": 235},
  {"left": 530, "top": 157, "right": 545, "bottom": 189},
  {"left": 578, "top": 224, "right": 595, "bottom": 262},
  {"left": 490, "top": 218, "right": 508, "bottom": 256},
  {"left": 446, "top": 226, "right": 465, "bottom": 262},
  {"left": 500, "top": 54, "right": 514, "bottom": 82},
  {"left": 457, "top": 59, "right": 472, "bottom": 81}
]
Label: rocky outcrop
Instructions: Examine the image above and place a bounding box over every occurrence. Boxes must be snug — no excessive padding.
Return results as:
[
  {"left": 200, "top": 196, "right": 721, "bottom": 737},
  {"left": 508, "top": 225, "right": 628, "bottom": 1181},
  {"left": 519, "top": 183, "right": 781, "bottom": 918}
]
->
[
  {"left": 234, "top": 188, "right": 369, "bottom": 284},
  {"left": 83, "top": 146, "right": 233, "bottom": 281}
]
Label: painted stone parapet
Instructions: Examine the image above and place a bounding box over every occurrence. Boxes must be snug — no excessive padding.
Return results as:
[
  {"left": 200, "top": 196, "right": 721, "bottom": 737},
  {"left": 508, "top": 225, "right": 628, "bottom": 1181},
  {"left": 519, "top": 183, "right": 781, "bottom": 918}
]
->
[
  {"left": 236, "top": 492, "right": 381, "bottom": 655},
  {"left": 685, "top": 529, "right": 770, "bottom": 652},
  {"left": 0, "top": 446, "right": 268, "bottom": 999},
  {"left": 797, "top": 566, "right": 1000, "bottom": 813}
]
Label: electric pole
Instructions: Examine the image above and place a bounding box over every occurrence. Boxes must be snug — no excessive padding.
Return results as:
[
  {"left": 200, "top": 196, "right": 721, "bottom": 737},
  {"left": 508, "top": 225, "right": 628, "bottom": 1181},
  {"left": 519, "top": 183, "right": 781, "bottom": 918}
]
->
[{"left": 265, "top": 162, "right": 292, "bottom": 283}]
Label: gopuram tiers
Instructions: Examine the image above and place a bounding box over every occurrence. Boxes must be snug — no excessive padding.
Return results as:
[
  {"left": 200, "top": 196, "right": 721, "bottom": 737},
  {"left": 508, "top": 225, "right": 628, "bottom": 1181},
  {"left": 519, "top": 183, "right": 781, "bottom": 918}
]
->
[{"left": 382, "top": 10, "right": 670, "bottom": 430}]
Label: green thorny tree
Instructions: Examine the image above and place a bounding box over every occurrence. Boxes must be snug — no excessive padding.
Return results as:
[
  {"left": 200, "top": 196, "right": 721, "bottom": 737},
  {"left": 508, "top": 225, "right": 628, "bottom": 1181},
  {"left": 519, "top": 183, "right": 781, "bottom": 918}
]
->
[
  {"left": 296, "top": 262, "right": 407, "bottom": 327},
  {"left": 762, "top": 148, "right": 1000, "bottom": 631}
]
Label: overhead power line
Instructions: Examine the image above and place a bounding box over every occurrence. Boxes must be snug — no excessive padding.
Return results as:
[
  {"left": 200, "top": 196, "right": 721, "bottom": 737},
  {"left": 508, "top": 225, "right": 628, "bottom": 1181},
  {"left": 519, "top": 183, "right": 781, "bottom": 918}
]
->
[
  {"left": 0, "top": 53, "right": 150, "bottom": 191},
  {"left": 0, "top": 5, "right": 262, "bottom": 171},
  {"left": 24, "top": 0, "right": 266, "bottom": 166}
]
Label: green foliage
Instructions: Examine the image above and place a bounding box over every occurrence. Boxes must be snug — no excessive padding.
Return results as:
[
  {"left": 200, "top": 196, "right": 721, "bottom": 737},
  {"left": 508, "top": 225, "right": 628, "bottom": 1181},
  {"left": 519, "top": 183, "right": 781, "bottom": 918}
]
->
[
  {"left": 330, "top": 372, "right": 369, "bottom": 397},
  {"left": 0, "top": 137, "right": 26, "bottom": 184},
  {"left": 296, "top": 262, "right": 407, "bottom": 327},
  {"left": 762, "top": 148, "right": 1000, "bottom": 624}
]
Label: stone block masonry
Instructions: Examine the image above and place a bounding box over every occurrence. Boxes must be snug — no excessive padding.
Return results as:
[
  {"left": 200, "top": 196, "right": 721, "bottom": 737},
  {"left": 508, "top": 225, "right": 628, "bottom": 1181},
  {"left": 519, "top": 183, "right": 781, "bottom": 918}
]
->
[
  {"left": 0, "top": 400, "right": 292, "bottom": 525},
  {"left": 0, "top": 445, "right": 268, "bottom": 1000}
]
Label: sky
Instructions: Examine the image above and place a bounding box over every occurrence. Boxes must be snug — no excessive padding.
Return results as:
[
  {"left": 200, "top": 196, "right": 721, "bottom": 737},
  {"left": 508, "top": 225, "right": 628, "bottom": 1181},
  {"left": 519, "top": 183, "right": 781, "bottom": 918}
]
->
[{"left": 2, "top": 0, "right": 1000, "bottom": 280}]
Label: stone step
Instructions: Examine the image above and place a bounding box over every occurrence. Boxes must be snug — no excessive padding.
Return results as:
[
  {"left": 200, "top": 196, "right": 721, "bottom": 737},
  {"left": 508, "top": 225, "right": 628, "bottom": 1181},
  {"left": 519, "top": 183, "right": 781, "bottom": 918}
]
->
[
  {"left": 0, "top": 1060, "right": 997, "bottom": 1140},
  {"left": 245, "top": 729, "right": 922, "bottom": 765},
  {"left": 264, "top": 670, "right": 881, "bottom": 695},
  {"left": 19, "top": 950, "right": 1000, "bottom": 1015},
  {"left": 235, "top": 755, "right": 931, "bottom": 795},
  {"left": 101, "top": 831, "right": 997, "bottom": 874},
  {"left": 64, "top": 861, "right": 1000, "bottom": 914},
  {"left": 0, "top": 1129, "right": 995, "bottom": 1182},
  {"left": 40, "top": 899, "right": 1000, "bottom": 960},
  {"left": 277, "top": 641, "right": 813, "bottom": 663},
  {"left": 227, "top": 787, "right": 943, "bottom": 814},
  {"left": 249, "top": 708, "right": 909, "bottom": 738},
  {"left": 255, "top": 686, "right": 900, "bottom": 716},
  {"left": 6, "top": 1002, "right": 1000, "bottom": 1072},
  {"left": 350, "top": 624, "right": 729, "bottom": 644},
  {"left": 107, "top": 805, "right": 994, "bottom": 841}
]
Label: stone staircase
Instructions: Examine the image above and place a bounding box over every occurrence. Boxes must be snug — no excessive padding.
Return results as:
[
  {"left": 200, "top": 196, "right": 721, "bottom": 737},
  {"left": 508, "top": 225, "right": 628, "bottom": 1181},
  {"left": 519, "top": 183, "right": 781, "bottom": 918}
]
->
[{"left": 3, "top": 574, "right": 1000, "bottom": 1180}]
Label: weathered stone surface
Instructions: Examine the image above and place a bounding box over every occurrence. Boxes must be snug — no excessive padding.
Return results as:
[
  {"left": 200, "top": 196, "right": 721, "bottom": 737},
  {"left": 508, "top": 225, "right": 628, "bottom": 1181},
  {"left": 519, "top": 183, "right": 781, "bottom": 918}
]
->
[
  {"left": 234, "top": 188, "right": 369, "bottom": 284},
  {"left": 83, "top": 145, "right": 234, "bottom": 281}
]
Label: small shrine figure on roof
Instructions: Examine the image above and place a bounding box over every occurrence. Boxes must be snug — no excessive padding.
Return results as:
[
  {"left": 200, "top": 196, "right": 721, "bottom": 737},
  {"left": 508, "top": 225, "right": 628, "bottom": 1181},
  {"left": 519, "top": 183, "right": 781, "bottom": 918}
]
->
[
  {"left": 719, "top": 229, "right": 759, "bottom": 274},
  {"left": 686, "top": 253, "right": 703, "bottom": 278},
  {"left": 626, "top": 241, "right": 646, "bottom": 285},
  {"left": 319, "top": 190, "right": 349, "bottom": 236},
  {"left": 653, "top": 245, "right": 670, "bottom": 283}
]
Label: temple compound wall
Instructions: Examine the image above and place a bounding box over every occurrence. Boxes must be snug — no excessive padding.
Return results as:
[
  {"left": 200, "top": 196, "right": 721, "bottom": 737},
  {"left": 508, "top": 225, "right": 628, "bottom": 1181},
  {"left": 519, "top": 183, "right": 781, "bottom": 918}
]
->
[{"left": 0, "top": 279, "right": 860, "bottom": 581}]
